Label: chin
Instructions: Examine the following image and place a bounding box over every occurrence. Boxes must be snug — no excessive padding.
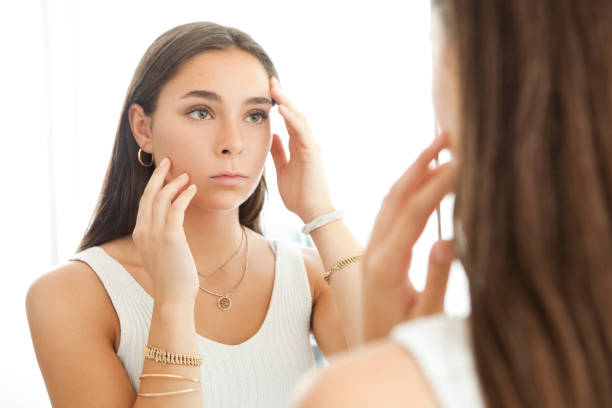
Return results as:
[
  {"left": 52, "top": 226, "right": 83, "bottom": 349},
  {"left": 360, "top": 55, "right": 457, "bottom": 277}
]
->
[{"left": 191, "top": 189, "right": 253, "bottom": 213}]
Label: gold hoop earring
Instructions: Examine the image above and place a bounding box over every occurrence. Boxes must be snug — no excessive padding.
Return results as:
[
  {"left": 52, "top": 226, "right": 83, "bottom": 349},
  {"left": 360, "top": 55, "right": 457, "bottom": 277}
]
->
[{"left": 138, "top": 148, "right": 154, "bottom": 167}]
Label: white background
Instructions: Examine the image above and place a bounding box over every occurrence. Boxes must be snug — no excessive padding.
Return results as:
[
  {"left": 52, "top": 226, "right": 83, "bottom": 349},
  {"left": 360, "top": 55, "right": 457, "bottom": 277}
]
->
[{"left": 1, "top": 0, "right": 468, "bottom": 405}]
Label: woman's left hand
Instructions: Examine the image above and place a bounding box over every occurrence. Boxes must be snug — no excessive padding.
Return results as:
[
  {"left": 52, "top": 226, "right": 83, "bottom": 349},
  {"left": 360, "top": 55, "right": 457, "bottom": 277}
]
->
[{"left": 269, "top": 77, "right": 335, "bottom": 223}]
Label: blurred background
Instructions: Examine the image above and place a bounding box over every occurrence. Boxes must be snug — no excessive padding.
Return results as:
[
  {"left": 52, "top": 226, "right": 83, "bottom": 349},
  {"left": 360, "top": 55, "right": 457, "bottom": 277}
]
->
[{"left": 0, "top": 0, "right": 468, "bottom": 405}]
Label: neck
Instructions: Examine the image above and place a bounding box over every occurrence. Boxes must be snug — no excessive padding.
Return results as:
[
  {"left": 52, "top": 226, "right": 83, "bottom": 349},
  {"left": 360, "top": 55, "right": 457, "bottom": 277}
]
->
[{"left": 182, "top": 205, "right": 245, "bottom": 274}]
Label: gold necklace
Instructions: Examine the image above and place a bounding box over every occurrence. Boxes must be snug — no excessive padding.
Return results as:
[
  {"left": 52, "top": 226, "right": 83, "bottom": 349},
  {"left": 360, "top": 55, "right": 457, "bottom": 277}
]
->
[
  {"left": 198, "top": 228, "right": 249, "bottom": 311},
  {"left": 197, "top": 226, "right": 245, "bottom": 279}
]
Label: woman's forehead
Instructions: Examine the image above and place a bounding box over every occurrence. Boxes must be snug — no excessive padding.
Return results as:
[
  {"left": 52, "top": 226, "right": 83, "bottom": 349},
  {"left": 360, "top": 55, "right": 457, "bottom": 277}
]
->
[{"left": 163, "top": 49, "right": 270, "bottom": 100}]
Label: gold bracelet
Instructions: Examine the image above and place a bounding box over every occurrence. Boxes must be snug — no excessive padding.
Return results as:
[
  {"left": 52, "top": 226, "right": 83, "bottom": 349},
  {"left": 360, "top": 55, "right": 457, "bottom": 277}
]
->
[
  {"left": 140, "top": 373, "right": 201, "bottom": 383},
  {"left": 323, "top": 255, "right": 362, "bottom": 284},
  {"left": 137, "top": 387, "right": 200, "bottom": 397},
  {"left": 143, "top": 345, "right": 203, "bottom": 366}
]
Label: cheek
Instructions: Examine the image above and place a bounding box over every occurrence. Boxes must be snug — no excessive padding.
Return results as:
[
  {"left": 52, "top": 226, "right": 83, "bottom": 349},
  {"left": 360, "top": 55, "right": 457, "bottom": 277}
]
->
[
  {"left": 432, "top": 64, "right": 452, "bottom": 130},
  {"left": 247, "top": 126, "right": 272, "bottom": 162},
  {"left": 433, "top": 66, "right": 460, "bottom": 150},
  {"left": 151, "top": 117, "right": 206, "bottom": 179}
]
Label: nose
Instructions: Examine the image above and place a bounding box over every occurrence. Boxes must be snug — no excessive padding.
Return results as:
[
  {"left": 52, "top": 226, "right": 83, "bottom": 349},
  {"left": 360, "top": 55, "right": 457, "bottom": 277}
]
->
[{"left": 216, "top": 120, "right": 244, "bottom": 156}]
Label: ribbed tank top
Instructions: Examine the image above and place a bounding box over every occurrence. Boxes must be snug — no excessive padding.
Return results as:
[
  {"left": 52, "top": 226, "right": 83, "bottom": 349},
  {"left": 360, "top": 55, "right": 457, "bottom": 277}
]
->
[
  {"left": 70, "top": 239, "right": 315, "bottom": 407},
  {"left": 390, "top": 314, "right": 485, "bottom": 408}
]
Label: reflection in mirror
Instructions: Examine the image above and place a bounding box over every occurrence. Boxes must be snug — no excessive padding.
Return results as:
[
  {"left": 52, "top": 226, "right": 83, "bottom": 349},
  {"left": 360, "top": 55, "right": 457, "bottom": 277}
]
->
[{"left": 15, "top": 2, "right": 461, "bottom": 407}]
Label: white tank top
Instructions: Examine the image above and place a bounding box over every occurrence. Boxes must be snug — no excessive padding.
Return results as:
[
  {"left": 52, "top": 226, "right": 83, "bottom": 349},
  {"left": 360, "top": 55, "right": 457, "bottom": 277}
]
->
[
  {"left": 390, "top": 314, "right": 485, "bottom": 408},
  {"left": 70, "top": 239, "right": 315, "bottom": 408}
]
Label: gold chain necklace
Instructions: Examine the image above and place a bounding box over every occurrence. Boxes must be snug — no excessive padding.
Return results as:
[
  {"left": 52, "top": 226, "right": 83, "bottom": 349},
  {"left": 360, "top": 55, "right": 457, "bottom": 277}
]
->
[
  {"left": 198, "top": 228, "right": 249, "bottom": 311},
  {"left": 197, "top": 226, "right": 245, "bottom": 279}
]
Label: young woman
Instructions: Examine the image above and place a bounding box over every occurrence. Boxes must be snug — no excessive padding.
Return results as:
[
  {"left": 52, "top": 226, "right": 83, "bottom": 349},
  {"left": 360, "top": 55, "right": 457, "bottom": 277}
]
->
[
  {"left": 294, "top": 0, "right": 612, "bottom": 407},
  {"left": 26, "top": 22, "right": 364, "bottom": 407}
]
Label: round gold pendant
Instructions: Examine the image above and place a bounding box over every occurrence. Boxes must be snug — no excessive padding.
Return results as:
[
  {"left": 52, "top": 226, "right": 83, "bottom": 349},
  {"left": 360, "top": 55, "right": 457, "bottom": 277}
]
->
[{"left": 217, "top": 296, "right": 232, "bottom": 311}]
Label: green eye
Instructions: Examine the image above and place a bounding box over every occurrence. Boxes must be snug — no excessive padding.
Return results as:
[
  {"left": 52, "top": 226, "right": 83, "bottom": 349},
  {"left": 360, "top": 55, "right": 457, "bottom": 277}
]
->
[
  {"left": 246, "top": 111, "right": 268, "bottom": 123},
  {"left": 189, "top": 108, "right": 210, "bottom": 120}
]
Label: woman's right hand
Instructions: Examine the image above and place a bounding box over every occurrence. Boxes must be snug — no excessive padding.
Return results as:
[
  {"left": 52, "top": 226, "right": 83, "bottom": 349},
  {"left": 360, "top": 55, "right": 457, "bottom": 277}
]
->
[
  {"left": 361, "top": 133, "right": 457, "bottom": 342},
  {"left": 132, "top": 156, "right": 199, "bottom": 305}
]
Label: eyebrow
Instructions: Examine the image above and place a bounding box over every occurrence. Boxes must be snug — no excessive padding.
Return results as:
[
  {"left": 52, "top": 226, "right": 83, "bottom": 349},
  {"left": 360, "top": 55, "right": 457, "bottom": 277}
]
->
[{"left": 180, "top": 90, "right": 274, "bottom": 106}]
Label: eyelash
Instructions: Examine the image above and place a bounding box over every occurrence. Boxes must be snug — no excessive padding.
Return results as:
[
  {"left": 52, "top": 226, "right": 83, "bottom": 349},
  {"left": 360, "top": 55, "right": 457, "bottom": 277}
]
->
[
  {"left": 187, "top": 105, "right": 213, "bottom": 121},
  {"left": 246, "top": 110, "right": 269, "bottom": 124},
  {"left": 186, "top": 106, "right": 269, "bottom": 124}
]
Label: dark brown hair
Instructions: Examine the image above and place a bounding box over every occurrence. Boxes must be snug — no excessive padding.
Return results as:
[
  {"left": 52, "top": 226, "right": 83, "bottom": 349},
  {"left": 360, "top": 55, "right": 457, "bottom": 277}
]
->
[
  {"left": 436, "top": 1, "right": 612, "bottom": 406},
  {"left": 77, "top": 22, "right": 278, "bottom": 252}
]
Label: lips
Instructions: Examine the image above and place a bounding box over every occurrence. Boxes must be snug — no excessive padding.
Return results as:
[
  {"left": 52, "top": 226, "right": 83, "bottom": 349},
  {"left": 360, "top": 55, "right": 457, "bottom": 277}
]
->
[
  {"left": 210, "top": 171, "right": 247, "bottom": 178},
  {"left": 210, "top": 172, "right": 247, "bottom": 186}
]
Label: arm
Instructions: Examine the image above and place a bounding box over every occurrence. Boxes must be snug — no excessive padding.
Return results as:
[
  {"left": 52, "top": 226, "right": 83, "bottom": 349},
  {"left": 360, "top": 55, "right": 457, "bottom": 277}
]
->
[
  {"left": 130, "top": 155, "right": 204, "bottom": 406},
  {"left": 293, "top": 134, "right": 458, "bottom": 407},
  {"left": 27, "top": 264, "right": 202, "bottom": 407},
  {"left": 26, "top": 264, "right": 137, "bottom": 407},
  {"left": 134, "top": 299, "right": 201, "bottom": 407},
  {"left": 26, "top": 157, "right": 206, "bottom": 407},
  {"left": 307, "top": 218, "right": 363, "bottom": 348},
  {"left": 268, "top": 77, "right": 363, "bottom": 349}
]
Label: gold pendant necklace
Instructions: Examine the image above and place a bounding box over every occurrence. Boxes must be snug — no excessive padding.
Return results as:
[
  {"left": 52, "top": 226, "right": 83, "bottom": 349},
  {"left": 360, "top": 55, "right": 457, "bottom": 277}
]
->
[
  {"left": 198, "top": 227, "right": 249, "bottom": 311},
  {"left": 198, "top": 226, "right": 245, "bottom": 279}
]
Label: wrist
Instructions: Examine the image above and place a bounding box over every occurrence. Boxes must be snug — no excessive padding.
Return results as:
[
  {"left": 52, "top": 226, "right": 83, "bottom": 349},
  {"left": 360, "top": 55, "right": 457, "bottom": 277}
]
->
[
  {"left": 309, "top": 217, "right": 344, "bottom": 237},
  {"left": 153, "top": 298, "right": 195, "bottom": 314},
  {"left": 299, "top": 204, "right": 336, "bottom": 224},
  {"left": 301, "top": 208, "right": 344, "bottom": 235}
]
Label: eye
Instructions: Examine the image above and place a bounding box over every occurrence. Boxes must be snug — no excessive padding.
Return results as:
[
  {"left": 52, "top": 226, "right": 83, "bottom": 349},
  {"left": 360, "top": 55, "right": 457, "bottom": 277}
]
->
[
  {"left": 246, "top": 111, "right": 268, "bottom": 124},
  {"left": 187, "top": 107, "right": 212, "bottom": 120}
]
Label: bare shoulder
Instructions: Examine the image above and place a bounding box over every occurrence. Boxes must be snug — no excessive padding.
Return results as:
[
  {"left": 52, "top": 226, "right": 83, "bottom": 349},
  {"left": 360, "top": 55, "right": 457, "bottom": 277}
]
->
[
  {"left": 26, "top": 259, "right": 118, "bottom": 345},
  {"left": 25, "top": 260, "right": 134, "bottom": 407},
  {"left": 292, "top": 339, "right": 438, "bottom": 408}
]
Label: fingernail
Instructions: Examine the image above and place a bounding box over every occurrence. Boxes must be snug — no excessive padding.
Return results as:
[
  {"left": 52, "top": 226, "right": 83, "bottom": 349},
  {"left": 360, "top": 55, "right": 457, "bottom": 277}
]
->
[
  {"left": 272, "top": 77, "right": 280, "bottom": 88},
  {"left": 188, "top": 184, "right": 197, "bottom": 190},
  {"left": 159, "top": 157, "right": 169, "bottom": 167},
  {"left": 179, "top": 173, "right": 188, "bottom": 180}
]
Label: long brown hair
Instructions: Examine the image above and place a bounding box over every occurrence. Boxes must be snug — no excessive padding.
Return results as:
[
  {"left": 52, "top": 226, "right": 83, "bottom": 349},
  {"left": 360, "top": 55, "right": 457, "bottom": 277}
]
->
[
  {"left": 436, "top": 1, "right": 612, "bottom": 406},
  {"left": 77, "top": 22, "right": 278, "bottom": 252}
]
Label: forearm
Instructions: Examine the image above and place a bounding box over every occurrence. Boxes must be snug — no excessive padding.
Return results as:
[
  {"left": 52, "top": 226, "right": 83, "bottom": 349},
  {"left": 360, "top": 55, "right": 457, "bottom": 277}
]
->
[
  {"left": 133, "top": 301, "right": 202, "bottom": 407},
  {"left": 309, "top": 219, "right": 363, "bottom": 348}
]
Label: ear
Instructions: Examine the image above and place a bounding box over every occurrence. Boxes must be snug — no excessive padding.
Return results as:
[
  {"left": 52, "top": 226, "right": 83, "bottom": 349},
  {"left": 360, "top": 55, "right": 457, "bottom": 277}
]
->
[{"left": 128, "top": 103, "right": 153, "bottom": 153}]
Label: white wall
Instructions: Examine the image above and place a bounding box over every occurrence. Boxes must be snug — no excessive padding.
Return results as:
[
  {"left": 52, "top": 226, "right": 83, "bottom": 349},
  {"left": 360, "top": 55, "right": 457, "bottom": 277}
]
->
[{"left": 1, "top": 0, "right": 469, "bottom": 405}]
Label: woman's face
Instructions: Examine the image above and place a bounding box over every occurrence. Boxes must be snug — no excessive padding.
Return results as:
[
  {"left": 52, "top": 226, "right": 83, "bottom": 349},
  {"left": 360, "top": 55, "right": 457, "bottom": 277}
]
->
[
  {"left": 431, "top": 9, "right": 460, "bottom": 155},
  {"left": 145, "top": 48, "right": 273, "bottom": 212}
]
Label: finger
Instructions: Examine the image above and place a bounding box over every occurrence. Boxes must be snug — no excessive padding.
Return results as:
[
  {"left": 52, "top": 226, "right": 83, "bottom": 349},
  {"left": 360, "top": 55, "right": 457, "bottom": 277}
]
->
[
  {"left": 167, "top": 184, "right": 198, "bottom": 227},
  {"left": 137, "top": 156, "right": 171, "bottom": 225},
  {"left": 386, "top": 132, "right": 449, "bottom": 205},
  {"left": 368, "top": 165, "right": 439, "bottom": 246},
  {"left": 383, "top": 162, "right": 455, "bottom": 253},
  {"left": 278, "top": 105, "right": 311, "bottom": 143},
  {"left": 152, "top": 172, "right": 191, "bottom": 231},
  {"left": 270, "top": 77, "right": 304, "bottom": 119},
  {"left": 368, "top": 136, "right": 449, "bottom": 246},
  {"left": 405, "top": 162, "right": 455, "bottom": 235},
  {"left": 270, "top": 133, "right": 288, "bottom": 173},
  {"left": 278, "top": 105, "right": 319, "bottom": 159},
  {"left": 415, "top": 240, "right": 455, "bottom": 316}
]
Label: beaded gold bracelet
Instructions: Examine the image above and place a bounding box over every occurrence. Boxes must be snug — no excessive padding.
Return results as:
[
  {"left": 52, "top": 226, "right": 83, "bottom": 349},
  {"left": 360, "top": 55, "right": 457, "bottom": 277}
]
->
[
  {"left": 143, "top": 345, "right": 203, "bottom": 366},
  {"left": 323, "top": 255, "right": 362, "bottom": 284}
]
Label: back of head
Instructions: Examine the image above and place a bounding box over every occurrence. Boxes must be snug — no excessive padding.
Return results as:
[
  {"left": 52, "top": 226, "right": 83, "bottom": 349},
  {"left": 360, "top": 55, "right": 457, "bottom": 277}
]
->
[{"left": 436, "top": 1, "right": 612, "bottom": 406}]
